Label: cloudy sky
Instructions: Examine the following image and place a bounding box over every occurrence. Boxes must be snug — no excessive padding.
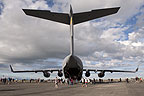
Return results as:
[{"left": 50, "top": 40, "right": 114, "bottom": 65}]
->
[{"left": 0, "top": 0, "right": 144, "bottom": 79}]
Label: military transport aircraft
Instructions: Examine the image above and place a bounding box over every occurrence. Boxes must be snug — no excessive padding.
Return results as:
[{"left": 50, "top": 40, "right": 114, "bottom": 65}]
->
[{"left": 10, "top": 5, "right": 138, "bottom": 80}]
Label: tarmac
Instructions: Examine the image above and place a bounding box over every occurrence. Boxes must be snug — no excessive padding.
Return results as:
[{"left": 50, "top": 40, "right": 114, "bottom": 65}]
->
[{"left": 0, "top": 82, "right": 144, "bottom": 96}]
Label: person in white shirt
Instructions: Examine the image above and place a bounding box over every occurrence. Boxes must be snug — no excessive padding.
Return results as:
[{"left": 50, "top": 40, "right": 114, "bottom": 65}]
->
[
  {"left": 81, "top": 77, "right": 85, "bottom": 87},
  {"left": 55, "top": 77, "right": 58, "bottom": 88}
]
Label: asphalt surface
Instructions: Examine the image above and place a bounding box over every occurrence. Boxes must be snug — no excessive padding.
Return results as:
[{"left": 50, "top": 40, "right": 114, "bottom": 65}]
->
[{"left": 0, "top": 82, "right": 144, "bottom": 96}]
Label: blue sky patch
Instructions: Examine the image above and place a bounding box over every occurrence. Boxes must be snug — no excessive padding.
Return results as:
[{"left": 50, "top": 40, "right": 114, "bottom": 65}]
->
[
  {"left": 0, "top": 1, "right": 4, "bottom": 15},
  {"left": 140, "top": 4, "right": 144, "bottom": 10},
  {"left": 31, "top": 0, "right": 54, "bottom": 8},
  {"left": 120, "top": 10, "right": 143, "bottom": 40},
  {"left": 45, "top": 0, "right": 54, "bottom": 8}
]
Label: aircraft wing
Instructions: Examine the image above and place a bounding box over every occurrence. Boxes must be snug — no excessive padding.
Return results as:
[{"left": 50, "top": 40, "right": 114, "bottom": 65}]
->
[
  {"left": 10, "top": 65, "right": 62, "bottom": 73},
  {"left": 83, "top": 67, "right": 139, "bottom": 73},
  {"left": 73, "top": 7, "right": 120, "bottom": 25},
  {"left": 22, "top": 9, "right": 70, "bottom": 25}
]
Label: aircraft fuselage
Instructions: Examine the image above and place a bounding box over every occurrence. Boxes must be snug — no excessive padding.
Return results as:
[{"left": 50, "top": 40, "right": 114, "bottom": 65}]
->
[
  {"left": 62, "top": 5, "right": 83, "bottom": 80},
  {"left": 62, "top": 55, "right": 83, "bottom": 80}
]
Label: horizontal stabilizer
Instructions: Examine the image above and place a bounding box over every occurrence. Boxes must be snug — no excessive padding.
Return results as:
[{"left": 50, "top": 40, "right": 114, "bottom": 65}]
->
[
  {"left": 73, "top": 7, "right": 120, "bottom": 25},
  {"left": 23, "top": 9, "right": 70, "bottom": 24},
  {"left": 22, "top": 7, "right": 120, "bottom": 25}
]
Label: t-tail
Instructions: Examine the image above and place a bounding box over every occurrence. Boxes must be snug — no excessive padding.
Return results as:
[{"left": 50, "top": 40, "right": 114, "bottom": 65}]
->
[{"left": 22, "top": 5, "right": 120, "bottom": 56}]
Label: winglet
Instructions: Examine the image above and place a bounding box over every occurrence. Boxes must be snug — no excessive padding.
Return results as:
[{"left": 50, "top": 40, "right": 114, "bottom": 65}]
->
[
  {"left": 135, "top": 64, "right": 140, "bottom": 72},
  {"left": 135, "top": 67, "right": 139, "bottom": 72},
  {"left": 10, "top": 65, "right": 14, "bottom": 72}
]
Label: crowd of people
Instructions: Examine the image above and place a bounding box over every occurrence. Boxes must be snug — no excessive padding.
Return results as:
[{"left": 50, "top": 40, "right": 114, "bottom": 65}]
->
[
  {"left": 1, "top": 75, "right": 143, "bottom": 88},
  {"left": 54, "top": 77, "right": 144, "bottom": 88},
  {"left": 125, "top": 77, "right": 143, "bottom": 83},
  {"left": 0, "top": 75, "right": 15, "bottom": 84}
]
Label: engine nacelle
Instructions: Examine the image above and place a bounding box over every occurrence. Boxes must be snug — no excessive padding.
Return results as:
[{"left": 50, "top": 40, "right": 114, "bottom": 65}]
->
[
  {"left": 58, "top": 71, "right": 63, "bottom": 77},
  {"left": 98, "top": 72, "right": 105, "bottom": 78},
  {"left": 85, "top": 71, "right": 90, "bottom": 77},
  {"left": 43, "top": 71, "right": 50, "bottom": 78}
]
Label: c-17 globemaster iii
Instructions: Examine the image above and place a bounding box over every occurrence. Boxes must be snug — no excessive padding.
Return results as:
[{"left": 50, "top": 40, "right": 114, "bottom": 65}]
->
[{"left": 10, "top": 5, "right": 138, "bottom": 80}]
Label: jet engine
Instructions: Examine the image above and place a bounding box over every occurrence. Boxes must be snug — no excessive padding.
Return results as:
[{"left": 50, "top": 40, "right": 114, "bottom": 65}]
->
[
  {"left": 85, "top": 71, "right": 90, "bottom": 77},
  {"left": 98, "top": 72, "right": 105, "bottom": 78},
  {"left": 58, "top": 71, "right": 63, "bottom": 77},
  {"left": 43, "top": 71, "right": 50, "bottom": 78}
]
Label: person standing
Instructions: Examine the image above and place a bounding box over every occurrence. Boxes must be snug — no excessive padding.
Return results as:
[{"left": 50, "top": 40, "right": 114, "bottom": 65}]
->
[
  {"left": 55, "top": 77, "right": 58, "bottom": 88},
  {"left": 71, "top": 79, "right": 73, "bottom": 85},
  {"left": 2, "top": 75, "right": 6, "bottom": 84},
  {"left": 140, "top": 78, "right": 142, "bottom": 83},
  {"left": 8, "top": 77, "right": 12, "bottom": 84},
  {"left": 126, "top": 78, "right": 129, "bottom": 83},
  {"left": 81, "top": 78, "right": 85, "bottom": 87},
  {"left": 119, "top": 78, "right": 122, "bottom": 82},
  {"left": 85, "top": 78, "right": 88, "bottom": 87}
]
